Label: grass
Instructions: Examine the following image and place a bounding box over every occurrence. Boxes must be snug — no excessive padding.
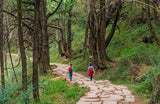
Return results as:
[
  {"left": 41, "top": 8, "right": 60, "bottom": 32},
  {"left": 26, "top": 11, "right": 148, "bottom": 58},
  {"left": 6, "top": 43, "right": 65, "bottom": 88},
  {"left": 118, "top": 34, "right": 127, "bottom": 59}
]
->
[{"left": 38, "top": 74, "right": 88, "bottom": 104}]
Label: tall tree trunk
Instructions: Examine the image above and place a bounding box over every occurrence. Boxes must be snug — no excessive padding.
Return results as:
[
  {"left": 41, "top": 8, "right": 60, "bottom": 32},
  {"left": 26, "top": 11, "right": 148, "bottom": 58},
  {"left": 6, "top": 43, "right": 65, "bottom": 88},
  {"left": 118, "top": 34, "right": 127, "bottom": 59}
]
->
[
  {"left": 96, "top": 0, "right": 108, "bottom": 69},
  {"left": 83, "top": 24, "right": 89, "bottom": 58},
  {"left": 0, "top": 0, "right": 5, "bottom": 92},
  {"left": 57, "top": 20, "right": 63, "bottom": 56},
  {"left": 89, "top": 0, "right": 110, "bottom": 70},
  {"left": 17, "top": 0, "right": 28, "bottom": 101},
  {"left": 33, "top": 0, "right": 41, "bottom": 102},
  {"left": 61, "top": 13, "right": 68, "bottom": 58},
  {"left": 83, "top": 13, "right": 90, "bottom": 58},
  {"left": 67, "top": 3, "right": 72, "bottom": 59},
  {"left": 4, "top": 50, "right": 9, "bottom": 78},
  {"left": 145, "top": 0, "right": 160, "bottom": 45},
  {"left": 153, "top": 0, "right": 159, "bottom": 24},
  {"left": 39, "top": 0, "right": 49, "bottom": 74},
  {"left": 88, "top": 0, "right": 98, "bottom": 69}
]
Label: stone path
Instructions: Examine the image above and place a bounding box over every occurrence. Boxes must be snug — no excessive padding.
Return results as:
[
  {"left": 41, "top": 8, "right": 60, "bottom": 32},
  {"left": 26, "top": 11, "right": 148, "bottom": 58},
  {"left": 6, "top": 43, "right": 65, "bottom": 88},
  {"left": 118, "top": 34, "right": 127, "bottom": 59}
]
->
[{"left": 51, "top": 63, "right": 136, "bottom": 104}]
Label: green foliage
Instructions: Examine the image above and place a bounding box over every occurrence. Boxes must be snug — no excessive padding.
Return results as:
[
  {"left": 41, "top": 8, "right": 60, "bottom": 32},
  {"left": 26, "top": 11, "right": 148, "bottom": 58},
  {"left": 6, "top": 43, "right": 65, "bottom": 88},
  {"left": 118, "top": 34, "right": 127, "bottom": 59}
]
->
[
  {"left": 38, "top": 75, "right": 88, "bottom": 104},
  {"left": 0, "top": 82, "right": 31, "bottom": 104}
]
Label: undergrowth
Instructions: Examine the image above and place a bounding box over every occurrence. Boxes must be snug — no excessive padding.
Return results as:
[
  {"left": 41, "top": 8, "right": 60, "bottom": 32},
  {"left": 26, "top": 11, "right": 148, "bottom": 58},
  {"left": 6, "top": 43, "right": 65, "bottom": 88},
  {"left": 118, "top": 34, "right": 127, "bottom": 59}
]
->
[{"left": 38, "top": 74, "right": 88, "bottom": 104}]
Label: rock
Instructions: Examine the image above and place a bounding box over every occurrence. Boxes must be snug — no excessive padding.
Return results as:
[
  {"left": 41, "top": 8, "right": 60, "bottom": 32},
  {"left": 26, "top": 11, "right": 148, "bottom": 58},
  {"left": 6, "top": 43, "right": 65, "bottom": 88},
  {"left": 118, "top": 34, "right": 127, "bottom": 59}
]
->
[
  {"left": 128, "top": 65, "right": 148, "bottom": 82},
  {"left": 128, "top": 66, "right": 140, "bottom": 77},
  {"left": 149, "top": 73, "right": 160, "bottom": 104}
]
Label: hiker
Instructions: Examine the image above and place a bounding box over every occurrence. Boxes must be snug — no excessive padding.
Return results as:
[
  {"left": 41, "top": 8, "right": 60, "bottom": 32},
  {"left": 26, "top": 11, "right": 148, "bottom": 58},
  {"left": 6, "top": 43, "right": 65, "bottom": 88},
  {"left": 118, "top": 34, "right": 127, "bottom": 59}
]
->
[
  {"left": 68, "top": 64, "right": 73, "bottom": 81},
  {"left": 88, "top": 64, "right": 95, "bottom": 81}
]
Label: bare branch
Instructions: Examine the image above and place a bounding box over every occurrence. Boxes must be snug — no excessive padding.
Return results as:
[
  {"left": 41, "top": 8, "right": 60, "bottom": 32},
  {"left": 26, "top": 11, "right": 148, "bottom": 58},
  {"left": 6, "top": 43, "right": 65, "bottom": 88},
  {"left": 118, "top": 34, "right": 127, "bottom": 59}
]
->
[
  {"left": 3, "top": 10, "right": 34, "bottom": 31},
  {"left": 22, "top": 1, "right": 35, "bottom": 6},
  {"left": 47, "top": 0, "right": 63, "bottom": 19}
]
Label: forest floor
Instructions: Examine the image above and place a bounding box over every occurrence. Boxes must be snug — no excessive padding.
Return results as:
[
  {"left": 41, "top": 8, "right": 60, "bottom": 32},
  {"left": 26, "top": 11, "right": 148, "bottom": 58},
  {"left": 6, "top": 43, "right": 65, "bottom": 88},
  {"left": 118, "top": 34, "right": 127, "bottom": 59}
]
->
[{"left": 51, "top": 63, "right": 143, "bottom": 104}]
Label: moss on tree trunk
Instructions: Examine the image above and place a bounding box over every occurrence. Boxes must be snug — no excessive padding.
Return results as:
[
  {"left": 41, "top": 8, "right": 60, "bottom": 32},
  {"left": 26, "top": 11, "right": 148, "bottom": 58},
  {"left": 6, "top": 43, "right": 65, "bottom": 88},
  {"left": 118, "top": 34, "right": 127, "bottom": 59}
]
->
[{"left": 149, "top": 73, "right": 160, "bottom": 104}]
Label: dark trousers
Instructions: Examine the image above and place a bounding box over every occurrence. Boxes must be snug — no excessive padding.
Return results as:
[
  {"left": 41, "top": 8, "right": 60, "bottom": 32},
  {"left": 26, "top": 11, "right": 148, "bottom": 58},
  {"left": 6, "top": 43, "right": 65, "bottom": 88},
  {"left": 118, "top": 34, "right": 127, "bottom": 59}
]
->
[{"left": 90, "top": 75, "right": 92, "bottom": 81}]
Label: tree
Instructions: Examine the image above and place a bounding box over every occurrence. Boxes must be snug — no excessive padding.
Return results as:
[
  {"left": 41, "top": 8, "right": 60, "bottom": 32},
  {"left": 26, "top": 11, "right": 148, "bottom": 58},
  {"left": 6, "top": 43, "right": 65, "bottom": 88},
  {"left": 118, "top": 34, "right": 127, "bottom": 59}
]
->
[
  {"left": 145, "top": 0, "right": 160, "bottom": 45},
  {"left": 0, "top": 0, "right": 5, "bottom": 92},
  {"left": 39, "top": 0, "right": 48, "bottom": 73},
  {"left": 88, "top": 0, "right": 122, "bottom": 70},
  {"left": 17, "top": 0, "right": 28, "bottom": 102},
  {"left": 33, "top": 0, "right": 41, "bottom": 102},
  {"left": 67, "top": 0, "right": 73, "bottom": 59}
]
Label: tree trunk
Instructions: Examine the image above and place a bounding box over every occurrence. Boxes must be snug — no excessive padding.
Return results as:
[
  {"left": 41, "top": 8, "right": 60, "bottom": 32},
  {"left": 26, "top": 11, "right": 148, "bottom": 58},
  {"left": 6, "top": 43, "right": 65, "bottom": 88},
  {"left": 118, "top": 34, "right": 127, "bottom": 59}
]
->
[
  {"left": 96, "top": 0, "right": 108, "bottom": 69},
  {"left": 56, "top": 20, "right": 63, "bottom": 56},
  {"left": 0, "top": 0, "right": 5, "bottom": 92},
  {"left": 67, "top": 4, "right": 72, "bottom": 59},
  {"left": 4, "top": 50, "right": 9, "bottom": 78},
  {"left": 89, "top": 0, "right": 109, "bottom": 70},
  {"left": 88, "top": 0, "right": 98, "bottom": 69},
  {"left": 153, "top": 0, "right": 159, "bottom": 24},
  {"left": 33, "top": 0, "right": 41, "bottom": 102},
  {"left": 17, "top": 0, "right": 28, "bottom": 99},
  {"left": 149, "top": 73, "right": 160, "bottom": 104},
  {"left": 39, "top": 0, "right": 49, "bottom": 74},
  {"left": 83, "top": 15, "right": 89, "bottom": 58},
  {"left": 145, "top": 0, "right": 160, "bottom": 46},
  {"left": 61, "top": 13, "right": 68, "bottom": 58}
]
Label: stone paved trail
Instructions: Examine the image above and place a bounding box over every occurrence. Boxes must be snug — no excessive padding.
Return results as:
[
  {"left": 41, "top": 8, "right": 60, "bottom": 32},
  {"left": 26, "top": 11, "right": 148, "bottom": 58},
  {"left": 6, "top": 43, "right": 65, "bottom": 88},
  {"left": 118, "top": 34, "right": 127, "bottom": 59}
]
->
[{"left": 51, "top": 63, "right": 136, "bottom": 104}]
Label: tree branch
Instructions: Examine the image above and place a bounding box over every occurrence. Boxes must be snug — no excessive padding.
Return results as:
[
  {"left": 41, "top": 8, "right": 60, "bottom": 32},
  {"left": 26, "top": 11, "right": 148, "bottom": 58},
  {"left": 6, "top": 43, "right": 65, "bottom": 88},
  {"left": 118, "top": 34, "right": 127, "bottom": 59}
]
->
[
  {"left": 48, "top": 25, "right": 62, "bottom": 30},
  {"left": 47, "top": 0, "right": 63, "bottom": 19},
  {"left": 3, "top": 10, "right": 34, "bottom": 31},
  {"left": 22, "top": 1, "right": 35, "bottom": 6}
]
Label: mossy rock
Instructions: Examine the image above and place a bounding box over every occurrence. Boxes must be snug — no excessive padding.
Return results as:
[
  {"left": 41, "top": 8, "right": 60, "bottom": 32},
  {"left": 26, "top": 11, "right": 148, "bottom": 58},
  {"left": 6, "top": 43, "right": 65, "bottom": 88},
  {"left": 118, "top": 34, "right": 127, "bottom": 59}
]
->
[{"left": 128, "top": 64, "right": 150, "bottom": 82}]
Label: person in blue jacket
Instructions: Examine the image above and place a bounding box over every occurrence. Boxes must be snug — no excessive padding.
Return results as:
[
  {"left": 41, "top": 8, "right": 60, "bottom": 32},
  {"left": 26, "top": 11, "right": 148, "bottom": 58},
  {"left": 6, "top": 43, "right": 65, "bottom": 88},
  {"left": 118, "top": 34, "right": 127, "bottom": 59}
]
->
[{"left": 68, "top": 64, "right": 73, "bottom": 81}]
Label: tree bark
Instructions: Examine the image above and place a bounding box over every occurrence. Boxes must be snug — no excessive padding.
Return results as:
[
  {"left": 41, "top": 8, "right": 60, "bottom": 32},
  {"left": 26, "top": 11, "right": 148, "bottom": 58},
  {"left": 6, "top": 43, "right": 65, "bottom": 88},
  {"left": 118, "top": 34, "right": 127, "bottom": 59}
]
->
[
  {"left": 83, "top": 23, "right": 89, "bottom": 58},
  {"left": 17, "top": 0, "right": 28, "bottom": 97},
  {"left": 96, "top": 0, "right": 108, "bottom": 69},
  {"left": 4, "top": 50, "right": 9, "bottom": 78},
  {"left": 89, "top": 0, "right": 110, "bottom": 70},
  {"left": 56, "top": 20, "right": 64, "bottom": 56},
  {"left": 67, "top": 1, "right": 72, "bottom": 59},
  {"left": 33, "top": 0, "right": 41, "bottom": 102},
  {"left": 88, "top": 0, "right": 98, "bottom": 69},
  {"left": 0, "top": 0, "right": 5, "bottom": 92},
  {"left": 61, "top": 13, "right": 68, "bottom": 58},
  {"left": 153, "top": 0, "right": 159, "bottom": 24},
  {"left": 145, "top": 0, "right": 160, "bottom": 46},
  {"left": 39, "top": 0, "right": 49, "bottom": 74},
  {"left": 149, "top": 73, "right": 160, "bottom": 104}
]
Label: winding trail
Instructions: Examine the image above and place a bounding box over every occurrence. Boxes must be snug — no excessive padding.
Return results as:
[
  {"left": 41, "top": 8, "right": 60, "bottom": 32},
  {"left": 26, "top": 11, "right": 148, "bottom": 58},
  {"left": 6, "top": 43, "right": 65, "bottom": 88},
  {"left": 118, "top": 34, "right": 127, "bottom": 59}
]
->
[{"left": 51, "top": 63, "right": 136, "bottom": 104}]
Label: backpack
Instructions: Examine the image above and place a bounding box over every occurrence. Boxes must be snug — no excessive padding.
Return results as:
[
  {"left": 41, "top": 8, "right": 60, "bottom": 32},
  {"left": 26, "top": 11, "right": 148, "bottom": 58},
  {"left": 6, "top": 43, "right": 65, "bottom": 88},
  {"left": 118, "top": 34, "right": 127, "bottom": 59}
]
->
[{"left": 69, "top": 67, "right": 72, "bottom": 72}]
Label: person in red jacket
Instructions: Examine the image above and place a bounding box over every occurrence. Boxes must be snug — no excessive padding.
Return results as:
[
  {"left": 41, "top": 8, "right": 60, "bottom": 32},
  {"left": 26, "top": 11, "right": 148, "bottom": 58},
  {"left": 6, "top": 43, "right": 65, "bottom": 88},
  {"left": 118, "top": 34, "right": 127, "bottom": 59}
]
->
[{"left": 88, "top": 64, "right": 95, "bottom": 81}]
